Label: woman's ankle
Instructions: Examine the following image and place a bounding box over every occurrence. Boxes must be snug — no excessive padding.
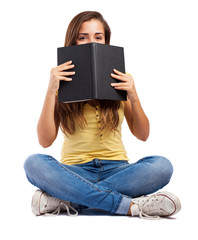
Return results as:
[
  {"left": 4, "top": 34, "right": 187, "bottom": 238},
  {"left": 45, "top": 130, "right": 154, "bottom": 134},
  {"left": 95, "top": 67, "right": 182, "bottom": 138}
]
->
[{"left": 127, "top": 202, "right": 134, "bottom": 216}]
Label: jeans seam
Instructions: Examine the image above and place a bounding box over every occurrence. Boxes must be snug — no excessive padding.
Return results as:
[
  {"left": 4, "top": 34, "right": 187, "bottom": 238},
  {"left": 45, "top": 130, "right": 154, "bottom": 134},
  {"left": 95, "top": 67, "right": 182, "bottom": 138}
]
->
[
  {"left": 47, "top": 156, "right": 120, "bottom": 197},
  {"left": 98, "top": 159, "right": 103, "bottom": 182}
]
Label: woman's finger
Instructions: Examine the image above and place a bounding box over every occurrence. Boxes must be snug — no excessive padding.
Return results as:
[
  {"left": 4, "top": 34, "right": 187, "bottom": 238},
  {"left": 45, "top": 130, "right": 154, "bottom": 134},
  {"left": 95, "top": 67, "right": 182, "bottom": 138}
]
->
[
  {"left": 113, "top": 69, "right": 133, "bottom": 79},
  {"left": 58, "top": 60, "right": 72, "bottom": 68},
  {"left": 113, "top": 68, "right": 126, "bottom": 76},
  {"left": 57, "top": 61, "right": 75, "bottom": 71},
  {"left": 111, "top": 82, "right": 129, "bottom": 88},
  {"left": 113, "top": 86, "right": 128, "bottom": 91},
  {"left": 111, "top": 73, "right": 128, "bottom": 82},
  {"left": 58, "top": 71, "right": 75, "bottom": 76},
  {"left": 58, "top": 64, "right": 75, "bottom": 72},
  {"left": 111, "top": 82, "right": 127, "bottom": 86},
  {"left": 59, "top": 76, "right": 73, "bottom": 81}
]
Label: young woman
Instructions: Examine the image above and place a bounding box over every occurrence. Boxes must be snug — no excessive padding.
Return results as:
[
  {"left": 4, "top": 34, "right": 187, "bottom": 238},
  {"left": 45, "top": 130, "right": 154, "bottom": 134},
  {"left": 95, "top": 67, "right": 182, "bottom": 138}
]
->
[{"left": 24, "top": 11, "right": 181, "bottom": 219}]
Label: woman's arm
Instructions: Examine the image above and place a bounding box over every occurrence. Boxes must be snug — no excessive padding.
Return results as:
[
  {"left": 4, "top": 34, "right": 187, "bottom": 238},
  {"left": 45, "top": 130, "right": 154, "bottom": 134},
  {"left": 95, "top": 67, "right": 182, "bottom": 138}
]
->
[
  {"left": 37, "top": 90, "right": 60, "bottom": 148},
  {"left": 124, "top": 96, "right": 149, "bottom": 141},
  {"left": 111, "top": 69, "right": 149, "bottom": 141},
  {"left": 37, "top": 61, "right": 75, "bottom": 148}
]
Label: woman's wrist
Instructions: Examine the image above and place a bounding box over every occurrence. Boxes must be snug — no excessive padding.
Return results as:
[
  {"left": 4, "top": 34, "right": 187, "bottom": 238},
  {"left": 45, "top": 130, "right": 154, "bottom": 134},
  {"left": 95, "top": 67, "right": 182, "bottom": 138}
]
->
[
  {"left": 47, "top": 85, "right": 58, "bottom": 97},
  {"left": 128, "top": 86, "right": 139, "bottom": 104}
]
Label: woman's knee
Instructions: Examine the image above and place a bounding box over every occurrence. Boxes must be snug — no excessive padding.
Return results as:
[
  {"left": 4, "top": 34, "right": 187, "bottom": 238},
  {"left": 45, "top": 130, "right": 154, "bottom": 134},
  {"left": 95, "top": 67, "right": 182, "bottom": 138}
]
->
[
  {"left": 151, "top": 156, "right": 173, "bottom": 183},
  {"left": 24, "top": 154, "right": 40, "bottom": 172},
  {"left": 24, "top": 154, "right": 50, "bottom": 176},
  {"left": 24, "top": 153, "right": 56, "bottom": 187},
  {"left": 140, "top": 155, "right": 173, "bottom": 183}
]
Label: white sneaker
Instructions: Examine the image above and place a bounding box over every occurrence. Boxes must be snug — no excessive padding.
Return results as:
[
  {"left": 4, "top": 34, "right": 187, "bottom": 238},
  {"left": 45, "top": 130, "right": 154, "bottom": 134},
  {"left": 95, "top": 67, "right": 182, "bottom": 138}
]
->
[
  {"left": 130, "top": 191, "right": 181, "bottom": 219},
  {"left": 31, "top": 189, "right": 78, "bottom": 216}
]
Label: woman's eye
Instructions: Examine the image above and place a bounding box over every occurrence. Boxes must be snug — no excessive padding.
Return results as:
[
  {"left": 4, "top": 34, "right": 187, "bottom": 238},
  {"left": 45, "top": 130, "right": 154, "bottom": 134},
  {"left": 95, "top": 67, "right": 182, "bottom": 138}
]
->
[{"left": 96, "top": 35, "right": 103, "bottom": 40}]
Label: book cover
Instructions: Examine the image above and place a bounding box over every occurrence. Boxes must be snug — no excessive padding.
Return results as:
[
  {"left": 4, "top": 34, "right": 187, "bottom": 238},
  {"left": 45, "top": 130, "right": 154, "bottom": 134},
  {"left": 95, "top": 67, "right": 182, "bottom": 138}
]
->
[{"left": 57, "top": 42, "right": 127, "bottom": 103}]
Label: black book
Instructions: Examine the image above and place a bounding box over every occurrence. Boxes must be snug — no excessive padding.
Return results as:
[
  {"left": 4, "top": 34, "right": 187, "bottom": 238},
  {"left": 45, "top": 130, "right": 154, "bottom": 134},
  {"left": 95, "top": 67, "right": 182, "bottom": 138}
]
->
[{"left": 57, "top": 42, "right": 127, "bottom": 103}]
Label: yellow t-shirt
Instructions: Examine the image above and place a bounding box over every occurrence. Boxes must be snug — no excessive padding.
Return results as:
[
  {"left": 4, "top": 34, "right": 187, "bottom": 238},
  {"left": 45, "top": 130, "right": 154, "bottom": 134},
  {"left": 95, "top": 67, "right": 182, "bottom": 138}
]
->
[{"left": 60, "top": 101, "right": 129, "bottom": 165}]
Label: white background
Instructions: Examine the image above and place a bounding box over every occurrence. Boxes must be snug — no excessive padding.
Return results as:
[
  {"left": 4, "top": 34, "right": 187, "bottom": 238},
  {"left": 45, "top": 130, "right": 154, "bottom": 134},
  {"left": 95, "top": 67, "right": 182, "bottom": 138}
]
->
[{"left": 1, "top": 0, "right": 197, "bottom": 239}]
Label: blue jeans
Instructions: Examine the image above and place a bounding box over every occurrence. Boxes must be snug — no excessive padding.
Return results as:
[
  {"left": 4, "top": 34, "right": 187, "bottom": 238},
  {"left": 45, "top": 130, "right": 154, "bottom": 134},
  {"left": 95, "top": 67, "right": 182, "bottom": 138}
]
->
[{"left": 24, "top": 154, "right": 173, "bottom": 215}]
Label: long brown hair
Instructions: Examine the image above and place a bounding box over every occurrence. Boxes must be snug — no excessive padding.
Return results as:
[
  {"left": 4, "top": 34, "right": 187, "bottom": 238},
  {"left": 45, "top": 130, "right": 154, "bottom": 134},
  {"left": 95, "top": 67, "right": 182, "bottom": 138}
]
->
[{"left": 56, "top": 11, "right": 120, "bottom": 135}]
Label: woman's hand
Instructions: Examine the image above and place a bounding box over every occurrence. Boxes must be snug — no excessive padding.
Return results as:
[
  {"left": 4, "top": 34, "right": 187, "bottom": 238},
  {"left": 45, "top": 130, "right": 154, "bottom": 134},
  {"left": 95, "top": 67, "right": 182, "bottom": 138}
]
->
[
  {"left": 37, "top": 60, "right": 75, "bottom": 147},
  {"left": 111, "top": 69, "right": 149, "bottom": 141},
  {"left": 111, "top": 69, "right": 138, "bottom": 103},
  {"left": 48, "top": 60, "right": 75, "bottom": 94}
]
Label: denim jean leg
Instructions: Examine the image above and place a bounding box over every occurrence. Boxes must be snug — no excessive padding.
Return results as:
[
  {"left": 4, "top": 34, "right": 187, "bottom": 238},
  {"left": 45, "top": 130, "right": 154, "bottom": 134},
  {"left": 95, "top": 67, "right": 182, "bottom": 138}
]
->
[
  {"left": 24, "top": 154, "right": 126, "bottom": 214},
  {"left": 98, "top": 156, "right": 173, "bottom": 198}
]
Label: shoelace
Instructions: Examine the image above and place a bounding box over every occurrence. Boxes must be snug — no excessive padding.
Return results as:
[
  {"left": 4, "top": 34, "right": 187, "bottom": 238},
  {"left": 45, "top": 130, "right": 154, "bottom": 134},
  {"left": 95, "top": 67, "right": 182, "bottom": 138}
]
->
[
  {"left": 45, "top": 202, "right": 78, "bottom": 216},
  {"left": 136, "top": 194, "right": 165, "bottom": 220}
]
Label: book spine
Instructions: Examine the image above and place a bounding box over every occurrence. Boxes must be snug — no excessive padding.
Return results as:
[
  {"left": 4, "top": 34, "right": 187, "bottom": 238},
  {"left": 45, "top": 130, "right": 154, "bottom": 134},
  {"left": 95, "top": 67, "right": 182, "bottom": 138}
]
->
[{"left": 90, "top": 43, "right": 98, "bottom": 99}]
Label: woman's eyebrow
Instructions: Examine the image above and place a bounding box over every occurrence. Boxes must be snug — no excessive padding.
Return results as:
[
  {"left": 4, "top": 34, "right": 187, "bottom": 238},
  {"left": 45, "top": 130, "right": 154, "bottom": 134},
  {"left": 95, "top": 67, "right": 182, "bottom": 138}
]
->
[
  {"left": 95, "top": 32, "right": 104, "bottom": 35},
  {"left": 78, "top": 33, "right": 89, "bottom": 35},
  {"left": 78, "top": 32, "right": 104, "bottom": 35}
]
